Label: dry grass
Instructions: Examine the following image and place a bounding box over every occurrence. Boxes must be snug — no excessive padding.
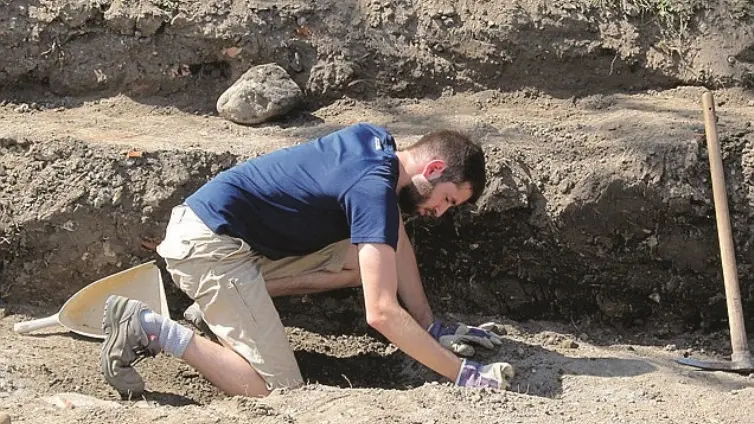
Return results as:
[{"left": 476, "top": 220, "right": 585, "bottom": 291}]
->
[{"left": 591, "top": 0, "right": 706, "bottom": 36}]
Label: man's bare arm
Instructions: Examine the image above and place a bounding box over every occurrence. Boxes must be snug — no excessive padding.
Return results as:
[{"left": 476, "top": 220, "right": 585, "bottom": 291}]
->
[
  {"left": 395, "top": 218, "right": 434, "bottom": 328},
  {"left": 358, "top": 242, "right": 461, "bottom": 381},
  {"left": 395, "top": 220, "right": 505, "bottom": 359}
]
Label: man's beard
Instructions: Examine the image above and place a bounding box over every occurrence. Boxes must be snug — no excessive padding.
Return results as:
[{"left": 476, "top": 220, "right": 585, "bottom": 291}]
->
[{"left": 398, "top": 182, "right": 431, "bottom": 215}]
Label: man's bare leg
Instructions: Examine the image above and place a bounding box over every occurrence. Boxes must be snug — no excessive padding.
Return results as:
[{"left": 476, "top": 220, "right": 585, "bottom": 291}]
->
[
  {"left": 265, "top": 245, "right": 361, "bottom": 297},
  {"left": 169, "top": 246, "right": 360, "bottom": 399},
  {"left": 181, "top": 335, "right": 271, "bottom": 397},
  {"left": 265, "top": 224, "right": 434, "bottom": 330},
  {"left": 182, "top": 224, "right": 434, "bottom": 397},
  {"left": 179, "top": 233, "right": 431, "bottom": 397}
]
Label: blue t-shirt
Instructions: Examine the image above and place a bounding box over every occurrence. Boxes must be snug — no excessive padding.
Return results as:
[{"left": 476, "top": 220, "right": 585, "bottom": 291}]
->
[{"left": 185, "top": 123, "right": 401, "bottom": 260}]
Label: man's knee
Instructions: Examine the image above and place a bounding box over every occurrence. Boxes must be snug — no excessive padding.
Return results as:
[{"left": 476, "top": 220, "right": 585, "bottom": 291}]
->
[
  {"left": 238, "top": 381, "right": 272, "bottom": 398},
  {"left": 345, "top": 268, "right": 361, "bottom": 287},
  {"left": 341, "top": 244, "right": 362, "bottom": 287},
  {"left": 343, "top": 244, "right": 360, "bottom": 272}
]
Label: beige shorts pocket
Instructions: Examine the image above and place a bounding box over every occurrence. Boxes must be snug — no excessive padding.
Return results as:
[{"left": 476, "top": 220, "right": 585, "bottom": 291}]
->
[
  {"left": 156, "top": 237, "right": 194, "bottom": 260},
  {"left": 226, "top": 276, "right": 260, "bottom": 325}
]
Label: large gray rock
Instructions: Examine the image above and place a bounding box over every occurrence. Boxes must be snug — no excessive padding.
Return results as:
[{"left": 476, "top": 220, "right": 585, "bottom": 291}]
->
[{"left": 216, "top": 64, "right": 303, "bottom": 125}]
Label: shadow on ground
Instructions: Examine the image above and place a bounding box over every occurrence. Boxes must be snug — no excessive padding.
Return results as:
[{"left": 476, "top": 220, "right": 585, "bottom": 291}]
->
[{"left": 293, "top": 331, "right": 658, "bottom": 398}]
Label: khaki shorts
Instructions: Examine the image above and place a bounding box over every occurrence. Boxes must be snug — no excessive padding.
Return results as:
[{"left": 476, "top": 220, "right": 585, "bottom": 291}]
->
[{"left": 155, "top": 204, "right": 350, "bottom": 389}]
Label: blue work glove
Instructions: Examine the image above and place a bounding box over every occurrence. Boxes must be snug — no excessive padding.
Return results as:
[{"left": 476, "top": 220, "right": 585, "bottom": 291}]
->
[
  {"left": 428, "top": 320, "right": 503, "bottom": 357},
  {"left": 456, "top": 359, "right": 515, "bottom": 390}
]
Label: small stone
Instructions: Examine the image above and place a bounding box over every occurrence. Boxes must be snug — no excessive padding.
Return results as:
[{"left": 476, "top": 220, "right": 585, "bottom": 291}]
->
[
  {"left": 0, "top": 412, "right": 10, "bottom": 424},
  {"left": 664, "top": 344, "right": 677, "bottom": 351},
  {"left": 111, "top": 188, "right": 123, "bottom": 206},
  {"left": 481, "top": 322, "right": 506, "bottom": 335},
  {"left": 45, "top": 393, "right": 121, "bottom": 410},
  {"left": 578, "top": 333, "right": 589, "bottom": 341},
  {"left": 559, "top": 339, "right": 579, "bottom": 349}
]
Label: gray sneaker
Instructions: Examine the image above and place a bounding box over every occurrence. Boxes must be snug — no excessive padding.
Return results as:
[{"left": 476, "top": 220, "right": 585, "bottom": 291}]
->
[
  {"left": 100, "top": 295, "right": 160, "bottom": 397},
  {"left": 183, "top": 302, "right": 216, "bottom": 341}
]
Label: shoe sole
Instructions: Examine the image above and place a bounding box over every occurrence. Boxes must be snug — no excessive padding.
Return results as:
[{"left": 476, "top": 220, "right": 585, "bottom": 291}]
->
[{"left": 100, "top": 295, "right": 143, "bottom": 397}]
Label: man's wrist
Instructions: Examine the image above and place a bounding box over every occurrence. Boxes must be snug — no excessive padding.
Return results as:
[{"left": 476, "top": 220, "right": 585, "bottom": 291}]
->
[
  {"left": 427, "top": 320, "right": 447, "bottom": 338},
  {"left": 418, "top": 311, "right": 434, "bottom": 329},
  {"left": 421, "top": 317, "right": 433, "bottom": 330}
]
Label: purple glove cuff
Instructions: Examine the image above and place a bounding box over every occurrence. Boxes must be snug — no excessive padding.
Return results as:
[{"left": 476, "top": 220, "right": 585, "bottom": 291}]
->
[
  {"left": 428, "top": 320, "right": 494, "bottom": 340},
  {"left": 456, "top": 359, "right": 499, "bottom": 388},
  {"left": 428, "top": 320, "right": 450, "bottom": 339}
]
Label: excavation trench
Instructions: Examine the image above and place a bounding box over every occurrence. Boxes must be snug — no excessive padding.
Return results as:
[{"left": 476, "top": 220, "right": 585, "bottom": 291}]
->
[
  {"left": 3, "top": 117, "right": 754, "bottom": 329},
  {"left": 3, "top": 90, "right": 754, "bottom": 394}
]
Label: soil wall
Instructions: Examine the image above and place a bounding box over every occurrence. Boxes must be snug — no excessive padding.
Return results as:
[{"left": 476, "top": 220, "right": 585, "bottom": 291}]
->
[{"left": 2, "top": 1, "right": 753, "bottom": 105}]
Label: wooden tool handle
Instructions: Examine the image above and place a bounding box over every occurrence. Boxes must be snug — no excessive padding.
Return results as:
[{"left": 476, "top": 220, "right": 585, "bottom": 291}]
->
[
  {"left": 702, "top": 91, "right": 752, "bottom": 363},
  {"left": 13, "top": 313, "right": 60, "bottom": 334}
]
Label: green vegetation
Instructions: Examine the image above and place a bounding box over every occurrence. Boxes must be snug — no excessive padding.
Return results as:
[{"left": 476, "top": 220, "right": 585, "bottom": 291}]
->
[{"left": 592, "top": 0, "right": 706, "bottom": 36}]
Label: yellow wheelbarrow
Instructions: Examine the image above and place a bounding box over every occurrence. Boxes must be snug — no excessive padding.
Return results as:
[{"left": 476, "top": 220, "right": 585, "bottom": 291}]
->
[{"left": 13, "top": 261, "right": 171, "bottom": 339}]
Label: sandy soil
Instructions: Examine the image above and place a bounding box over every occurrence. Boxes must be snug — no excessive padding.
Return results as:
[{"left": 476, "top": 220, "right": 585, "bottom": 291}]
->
[{"left": 2, "top": 301, "right": 754, "bottom": 424}]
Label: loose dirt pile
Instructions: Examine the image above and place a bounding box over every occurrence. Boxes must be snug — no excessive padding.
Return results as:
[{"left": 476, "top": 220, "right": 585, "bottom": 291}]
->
[{"left": 3, "top": 1, "right": 754, "bottom": 423}]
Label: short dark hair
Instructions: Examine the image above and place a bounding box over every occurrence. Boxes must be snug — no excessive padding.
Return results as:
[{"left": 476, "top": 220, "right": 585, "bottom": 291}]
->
[{"left": 405, "top": 130, "right": 486, "bottom": 204}]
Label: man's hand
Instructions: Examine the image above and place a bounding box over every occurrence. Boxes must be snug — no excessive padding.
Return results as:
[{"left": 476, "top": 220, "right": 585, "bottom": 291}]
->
[
  {"left": 428, "top": 320, "right": 503, "bottom": 357},
  {"left": 456, "top": 359, "right": 515, "bottom": 389}
]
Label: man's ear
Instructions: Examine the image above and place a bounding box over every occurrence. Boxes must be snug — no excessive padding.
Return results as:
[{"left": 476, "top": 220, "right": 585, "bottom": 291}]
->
[{"left": 422, "top": 159, "right": 446, "bottom": 181}]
